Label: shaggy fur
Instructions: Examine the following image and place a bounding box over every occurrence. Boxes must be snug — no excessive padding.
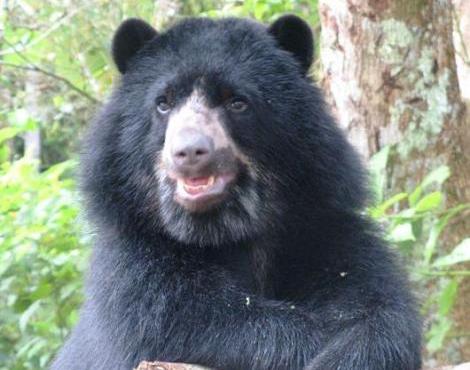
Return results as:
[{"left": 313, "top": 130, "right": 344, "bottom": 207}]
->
[{"left": 51, "top": 16, "right": 422, "bottom": 370}]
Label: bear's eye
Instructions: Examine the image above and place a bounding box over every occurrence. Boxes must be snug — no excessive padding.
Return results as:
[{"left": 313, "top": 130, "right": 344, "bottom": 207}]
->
[
  {"left": 156, "top": 97, "right": 171, "bottom": 114},
  {"left": 227, "top": 98, "right": 248, "bottom": 113}
]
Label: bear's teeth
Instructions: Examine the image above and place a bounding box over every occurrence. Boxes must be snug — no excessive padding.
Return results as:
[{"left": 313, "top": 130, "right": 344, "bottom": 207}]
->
[
  {"left": 183, "top": 176, "right": 215, "bottom": 187},
  {"left": 181, "top": 176, "right": 215, "bottom": 194}
]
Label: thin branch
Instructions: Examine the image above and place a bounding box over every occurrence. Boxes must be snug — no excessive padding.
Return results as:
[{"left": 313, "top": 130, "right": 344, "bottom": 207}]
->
[
  {"left": 2, "top": 36, "right": 99, "bottom": 104},
  {"left": 446, "top": 332, "right": 470, "bottom": 339},
  {"left": 0, "top": 61, "right": 100, "bottom": 104},
  {"left": 0, "top": 7, "right": 84, "bottom": 57},
  {"left": 3, "top": 37, "right": 100, "bottom": 103},
  {"left": 420, "top": 270, "right": 470, "bottom": 277}
]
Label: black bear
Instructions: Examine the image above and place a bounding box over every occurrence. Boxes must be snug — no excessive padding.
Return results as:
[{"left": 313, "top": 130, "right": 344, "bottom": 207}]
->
[{"left": 51, "top": 15, "right": 422, "bottom": 370}]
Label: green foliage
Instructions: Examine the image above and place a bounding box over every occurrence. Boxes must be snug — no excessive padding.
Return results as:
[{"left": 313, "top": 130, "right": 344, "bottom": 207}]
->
[
  {"left": 369, "top": 146, "right": 470, "bottom": 354},
  {"left": 201, "top": 0, "right": 318, "bottom": 24},
  {"left": 201, "top": 0, "right": 321, "bottom": 70},
  {"left": 1, "top": 0, "right": 166, "bottom": 167},
  {"left": 0, "top": 129, "right": 87, "bottom": 369}
]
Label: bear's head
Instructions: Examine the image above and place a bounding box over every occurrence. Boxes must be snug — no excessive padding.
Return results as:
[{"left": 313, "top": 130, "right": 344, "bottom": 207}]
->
[{"left": 82, "top": 16, "right": 365, "bottom": 247}]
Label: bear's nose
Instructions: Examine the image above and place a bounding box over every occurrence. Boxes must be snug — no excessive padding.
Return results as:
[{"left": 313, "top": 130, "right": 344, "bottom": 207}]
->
[{"left": 171, "top": 128, "right": 214, "bottom": 168}]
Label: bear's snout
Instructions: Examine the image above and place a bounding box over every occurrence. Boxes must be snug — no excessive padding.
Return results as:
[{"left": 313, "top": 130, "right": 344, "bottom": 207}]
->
[{"left": 171, "top": 128, "right": 214, "bottom": 170}]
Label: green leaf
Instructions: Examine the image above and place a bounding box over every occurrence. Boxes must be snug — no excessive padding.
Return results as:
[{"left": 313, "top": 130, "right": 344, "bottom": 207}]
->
[
  {"left": 0, "top": 127, "right": 22, "bottom": 145},
  {"left": 7, "top": 108, "right": 38, "bottom": 130},
  {"left": 409, "top": 166, "right": 450, "bottom": 206},
  {"left": 415, "top": 191, "right": 443, "bottom": 213},
  {"left": 422, "top": 166, "right": 451, "bottom": 188},
  {"left": 19, "top": 301, "right": 41, "bottom": 332},
  {"left": 388, "top": 223, "right": 415, "bottom": 243},
  {"left": 438, "top": 279, "right": 458, "bottom": 316},
  {"left": 369, "top": 192, "right": 407, "bottom": 218},
  {"left": 433, "top": 239, "right": 470, "bottom": 267},
  {"left": 426, "top": 317, "right": 452, "bottom": 353},
  {"left": 30, "top": 283, "right": 53, "bottom": 300},
  {"left": 408, "top": 186, "right": 422, "bottom": 207},
  {"left": 27, "top": 339, "right": 46, "bottom": 361},
  {"left": 423, "top": 222, "right": 444, "bottom": 265},
  {"left": 424, "top": 204, "right": 470, "bottom": 264},
  {"left": 43, "top": 159, "right": 77, "bottom": 180}
]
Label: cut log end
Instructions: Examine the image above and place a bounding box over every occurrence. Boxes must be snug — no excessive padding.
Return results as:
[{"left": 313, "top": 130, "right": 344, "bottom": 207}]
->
[
  {"left": 135, "top": 362, "right": 470, "bottom": 370},
  {"left": 135, "top": 361, "right": 210, "bottom": 370}
]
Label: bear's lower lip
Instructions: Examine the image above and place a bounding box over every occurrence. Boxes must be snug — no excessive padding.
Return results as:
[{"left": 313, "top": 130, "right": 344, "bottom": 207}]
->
[{"left": 173, "top": 173, "right": 236, "bottom": 212}]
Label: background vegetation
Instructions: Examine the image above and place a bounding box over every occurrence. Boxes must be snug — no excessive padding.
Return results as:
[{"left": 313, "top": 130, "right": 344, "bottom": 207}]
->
[{"left": 0, "top": 1, "right": 468, "bottom": 369}]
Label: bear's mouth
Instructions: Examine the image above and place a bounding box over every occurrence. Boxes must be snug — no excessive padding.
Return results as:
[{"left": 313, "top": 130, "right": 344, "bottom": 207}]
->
[{"left": 173, "top": 173, "right": 236, "bottom": 212}]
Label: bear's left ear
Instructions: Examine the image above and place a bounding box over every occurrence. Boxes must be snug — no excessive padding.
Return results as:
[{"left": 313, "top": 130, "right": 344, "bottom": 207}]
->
[
  {"left": 112, "top": 18, "right": 158, "bottom": 74},
  {"left": 268, "top": 15, "right": 314, "bottom": 74}
]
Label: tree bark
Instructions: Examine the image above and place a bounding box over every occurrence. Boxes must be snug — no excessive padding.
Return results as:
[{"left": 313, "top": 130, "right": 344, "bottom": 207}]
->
[
  {"left": 24, "top": 70, "right": 42, "bottom": 165},
  {"left": 319, "top": 0, "right": 469, "bottom": 363},
  {"left": 452, "top": 0, "right": 470, "bottom": 100}
]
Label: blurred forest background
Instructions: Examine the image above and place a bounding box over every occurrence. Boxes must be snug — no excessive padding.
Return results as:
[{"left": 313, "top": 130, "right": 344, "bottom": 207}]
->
[{"left": 0, "top": 0, "right": 469, "bottom": 369}]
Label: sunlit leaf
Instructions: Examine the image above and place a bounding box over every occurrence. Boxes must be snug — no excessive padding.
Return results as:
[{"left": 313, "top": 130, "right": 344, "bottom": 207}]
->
[
  {"left": 369, "top": 192, "right": 407, "bottom": 218},
  {"left": 415, "top": 192, "right": 443, "bottom": 213},
  {"left": 423, "top": 204, "right": 469, "bottom": 264},
  {"left": 422, "top": 166, "right": 451, "bottom": 188},
  {"left": 438, "top": 279, "right": 458, "bottom": 316},
  {"left": 409, "top": 166, "right": 450, "bottom": 206},
  {"left": 426, "top": 317, "right": 452, "bottom": 353},
  {"left": 19, "top": 301, "right": 41, "bottom": 332},
  {"left": 388, "top": 223, "right": 415, "bottom": 242},
  {"left": 0, "top": 127, "right": 22, "bottom": 144},
  {"left": 433, "top": 239, "right": 470, "bottom": 267}
]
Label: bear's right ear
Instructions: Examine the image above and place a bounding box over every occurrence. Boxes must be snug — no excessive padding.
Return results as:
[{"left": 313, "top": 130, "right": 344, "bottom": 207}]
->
[
  {"left": 268, "top": 15, "right": 314, "bottom": 75},
  {"left": 112, "top": 18, "right": 158, "bottom": 74}
]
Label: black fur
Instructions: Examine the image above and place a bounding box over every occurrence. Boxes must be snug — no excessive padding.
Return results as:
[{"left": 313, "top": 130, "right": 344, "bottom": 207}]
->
[
  {"left": 51, "top": 16, "right": 422, "bottom": 370},
  {"left": 268, "top": 15, "right": 314, "bottom": 74},
  {"left": 112, "top": 18, "right": 158, "bottom": 73}
]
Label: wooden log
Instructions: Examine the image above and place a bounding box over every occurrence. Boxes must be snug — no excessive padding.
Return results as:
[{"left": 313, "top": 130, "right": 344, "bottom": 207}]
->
[
  {"left": 135, "top": 361, "right": 210, "bottom": 370},
  {"left": 135, "top": 361, "right": 470, "bottom": 370}
]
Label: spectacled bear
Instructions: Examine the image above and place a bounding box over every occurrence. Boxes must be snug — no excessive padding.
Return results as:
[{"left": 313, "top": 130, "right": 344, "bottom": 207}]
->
[{"left": 51, "top": 15, "right": 422, "bottom": 370}]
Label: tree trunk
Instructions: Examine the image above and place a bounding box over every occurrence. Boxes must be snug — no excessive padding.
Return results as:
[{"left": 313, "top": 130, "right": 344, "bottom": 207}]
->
[
  {"left": 23, "top": 71, "right": 44, "bottom": 165},
  {"left": 24, "top": 71, "right": 42, "bottom": 165},
  {"left": 452, "top": 0, "right": 470, "bottom": 100},
  {"left": 319, "top": 0, "right": 469, "bottom": 364}
]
